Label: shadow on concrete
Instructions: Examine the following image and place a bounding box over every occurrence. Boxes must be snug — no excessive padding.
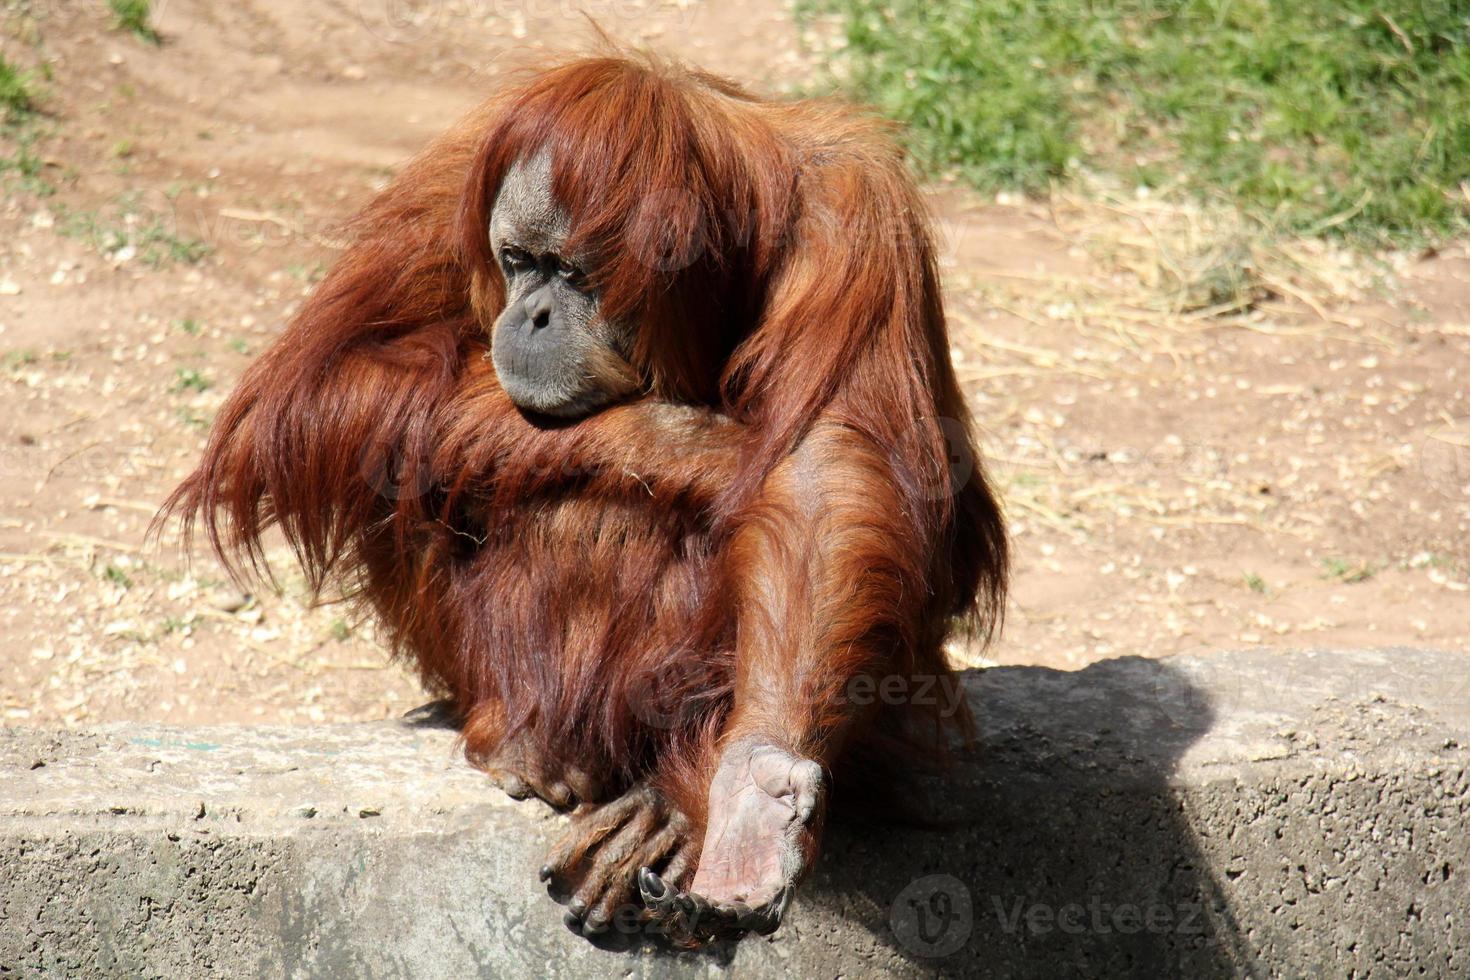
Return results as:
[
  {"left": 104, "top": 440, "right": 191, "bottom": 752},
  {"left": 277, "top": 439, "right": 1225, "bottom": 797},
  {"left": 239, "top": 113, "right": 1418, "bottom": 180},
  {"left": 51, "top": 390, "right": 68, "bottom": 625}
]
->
[
  {"left": 406, "top": 659, "right": 1252, "bottom": 975},
  {"left": 802, "top": 657, "right": 1255, "bottom": 978}
]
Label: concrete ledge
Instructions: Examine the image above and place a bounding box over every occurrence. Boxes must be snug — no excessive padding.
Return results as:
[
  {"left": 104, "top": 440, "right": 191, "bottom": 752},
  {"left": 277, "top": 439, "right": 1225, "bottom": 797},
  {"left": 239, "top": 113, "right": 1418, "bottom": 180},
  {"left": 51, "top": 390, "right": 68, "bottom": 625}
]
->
[{"left": 3, "top": 648, "right": 1468, "bottom": 977}]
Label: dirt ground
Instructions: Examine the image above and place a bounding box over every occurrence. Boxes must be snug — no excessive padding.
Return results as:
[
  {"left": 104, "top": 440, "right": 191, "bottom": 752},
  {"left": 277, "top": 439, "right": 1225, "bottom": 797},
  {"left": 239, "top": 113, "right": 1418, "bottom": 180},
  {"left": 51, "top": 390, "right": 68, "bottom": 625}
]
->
[{"left": 2, "top": 0, "right": 1467, "bottom": 728}]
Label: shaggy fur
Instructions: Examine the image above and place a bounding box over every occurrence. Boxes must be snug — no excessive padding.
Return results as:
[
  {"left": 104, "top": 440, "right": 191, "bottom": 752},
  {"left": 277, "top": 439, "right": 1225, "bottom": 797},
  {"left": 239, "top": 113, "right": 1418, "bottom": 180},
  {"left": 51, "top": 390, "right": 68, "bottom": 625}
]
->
[{"left": 165, "top": 54, "right": 1007, "bottom": 889}]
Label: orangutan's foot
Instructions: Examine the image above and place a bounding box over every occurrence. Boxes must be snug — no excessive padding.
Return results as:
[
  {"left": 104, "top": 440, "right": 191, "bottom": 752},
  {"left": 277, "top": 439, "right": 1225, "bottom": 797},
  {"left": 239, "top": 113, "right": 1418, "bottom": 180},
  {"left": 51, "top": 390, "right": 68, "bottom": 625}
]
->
[
  {"left": 480, "top": 735, "right": 608, "bottom": 810},
  {"left": 542, "top": 782, "right": 698, "bottom": 938},
  {"left": 640, "top": 740, "right": 825, "bottom": 945}
]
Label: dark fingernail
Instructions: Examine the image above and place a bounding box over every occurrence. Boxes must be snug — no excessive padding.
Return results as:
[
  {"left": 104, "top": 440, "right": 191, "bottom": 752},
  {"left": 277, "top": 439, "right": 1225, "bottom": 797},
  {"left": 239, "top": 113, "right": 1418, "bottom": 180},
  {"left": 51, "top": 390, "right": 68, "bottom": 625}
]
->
[
  {"left": 563, "top": 909, "right": 583, "bottom": 929},
  {"left": 582, "top": 916, "right": 609, "bottom": 936},
  {"left": 568, "top": 898, "right": 587, "bottom": 916},
  {"left": 639, "top": 868, "right": 666, "bottom": 899},
  {"left": 539, "top": 864, "right": 553, "bottom": 883}
]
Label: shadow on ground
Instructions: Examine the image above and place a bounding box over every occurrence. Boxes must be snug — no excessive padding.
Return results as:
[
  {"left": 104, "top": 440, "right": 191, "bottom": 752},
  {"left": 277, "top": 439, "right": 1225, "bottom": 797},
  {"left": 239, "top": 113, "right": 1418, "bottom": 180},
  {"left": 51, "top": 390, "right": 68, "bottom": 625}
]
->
[
  {"left": 451, "top": 657, "right": 1252, "bottom": 975},
  {"left": 798, "top": 657, "right": 1250, "bottom": 977}
]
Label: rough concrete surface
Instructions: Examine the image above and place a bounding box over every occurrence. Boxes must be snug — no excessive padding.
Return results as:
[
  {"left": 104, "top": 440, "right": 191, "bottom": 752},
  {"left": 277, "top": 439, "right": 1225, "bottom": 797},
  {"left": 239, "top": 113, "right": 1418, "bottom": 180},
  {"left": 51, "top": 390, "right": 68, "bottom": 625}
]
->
[{"left": 2, "top": 647, "right": 1467, "bottom": 978}]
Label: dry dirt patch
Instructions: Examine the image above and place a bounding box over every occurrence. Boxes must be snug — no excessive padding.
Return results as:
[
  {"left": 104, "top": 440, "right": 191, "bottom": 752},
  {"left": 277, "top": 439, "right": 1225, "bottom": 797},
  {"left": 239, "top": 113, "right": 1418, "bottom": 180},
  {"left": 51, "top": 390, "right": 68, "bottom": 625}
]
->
[{"left": 1, "top": 1, "right": 1466, "bottom": 728}]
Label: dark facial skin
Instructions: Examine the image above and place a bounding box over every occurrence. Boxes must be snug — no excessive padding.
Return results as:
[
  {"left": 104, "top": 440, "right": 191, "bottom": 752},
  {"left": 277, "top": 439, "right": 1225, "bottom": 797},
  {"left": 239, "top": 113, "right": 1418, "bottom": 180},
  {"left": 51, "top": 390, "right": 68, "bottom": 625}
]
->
[{"left": 489, "top": 153, "right": 639, "bottom": 418}]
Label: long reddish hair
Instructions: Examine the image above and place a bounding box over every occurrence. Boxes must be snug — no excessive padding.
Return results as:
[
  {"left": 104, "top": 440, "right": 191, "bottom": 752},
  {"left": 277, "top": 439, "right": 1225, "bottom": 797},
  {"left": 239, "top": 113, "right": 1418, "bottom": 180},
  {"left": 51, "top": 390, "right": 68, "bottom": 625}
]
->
[{"left": 164, "top": 54, "right": 1006, "bottom": 814}]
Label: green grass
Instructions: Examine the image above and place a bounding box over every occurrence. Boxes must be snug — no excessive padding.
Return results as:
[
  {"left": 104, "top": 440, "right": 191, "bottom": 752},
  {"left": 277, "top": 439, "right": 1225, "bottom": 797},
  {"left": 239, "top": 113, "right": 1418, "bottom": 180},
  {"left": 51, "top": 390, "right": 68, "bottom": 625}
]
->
[
  {"left": 104, "top": 564, "right": 134, "bottom": 590},
  {"left": 1321, "top": 557, "right": 1377, "bottom": 583},
  {"left": 0, "top": 56, "right": 36, "bottom": 120},
  {"left": 798, "top": 0, "right": 1470, "bottom": 244},
  {"left": 285, "top": 260, "right": 327, "bottom": 284},
  {"left": 0, "top": 127, "right": 53, "bottom": 197},
  {"left": 176, "top": 407, "right": 210, "bottom": 430},
  {"left": 171, "top": 367, "right": 211, "bottom": 394},
  {"left": 59, "top": 194, "right": 212, "bottom": 267},
  {"left": 2, "top": 349, "right": 39, "bottom": 372},
  {"left": 1, "top": 52, "right": 58, "bottom": 198},
  {"left": 109, "top": 0, "right": 161, "bottom": 45}
]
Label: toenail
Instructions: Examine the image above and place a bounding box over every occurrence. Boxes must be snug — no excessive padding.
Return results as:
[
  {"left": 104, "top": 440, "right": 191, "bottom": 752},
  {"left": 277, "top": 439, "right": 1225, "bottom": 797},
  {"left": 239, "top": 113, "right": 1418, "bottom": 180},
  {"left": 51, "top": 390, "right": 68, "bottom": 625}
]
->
[{"left": 639, "top": 868, "right": 666, "bottom": 899}]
